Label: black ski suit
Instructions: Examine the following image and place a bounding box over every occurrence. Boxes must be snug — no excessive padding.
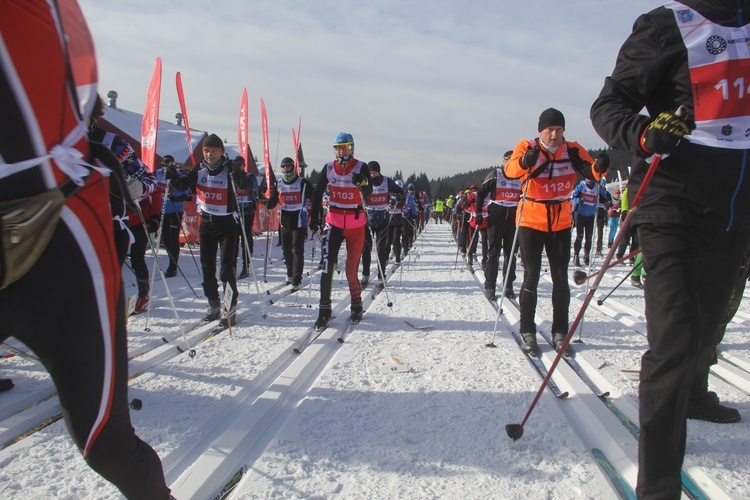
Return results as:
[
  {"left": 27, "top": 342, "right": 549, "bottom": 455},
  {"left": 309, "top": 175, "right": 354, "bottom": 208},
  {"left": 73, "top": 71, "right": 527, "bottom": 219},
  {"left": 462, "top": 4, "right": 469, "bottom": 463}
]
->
[{"left": 591, "top": 1, "right": 750, "bottom": 497}]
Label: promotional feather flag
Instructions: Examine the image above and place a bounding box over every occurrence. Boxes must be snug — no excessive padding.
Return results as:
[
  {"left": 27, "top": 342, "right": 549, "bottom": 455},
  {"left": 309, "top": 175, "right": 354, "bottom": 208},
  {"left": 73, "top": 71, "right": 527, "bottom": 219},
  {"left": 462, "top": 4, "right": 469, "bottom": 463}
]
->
[{"left": 140, "top": 57, "right": 161, "bottom": 172}]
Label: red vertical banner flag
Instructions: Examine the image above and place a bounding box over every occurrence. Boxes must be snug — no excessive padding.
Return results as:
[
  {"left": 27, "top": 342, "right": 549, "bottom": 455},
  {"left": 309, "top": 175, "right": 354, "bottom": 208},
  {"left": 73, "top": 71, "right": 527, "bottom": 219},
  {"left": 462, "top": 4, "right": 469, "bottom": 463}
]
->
[
  {"left": 238, "top": 88, "right": 249, "bottom": 169},
  {"left": 295, "top": 115, "right": 302, "bottom": 172},
  {"left": 176, "top": 71, "right": 196, "bottom": 167},
  {"left": 260, "top": 98, "right": 274, "bottom": 198},
  {"left": 141, "top": 57, "right": 162, "bottom": 172},
  {"left": 291, "top": 127, "right": 298, "bottom": 174}
]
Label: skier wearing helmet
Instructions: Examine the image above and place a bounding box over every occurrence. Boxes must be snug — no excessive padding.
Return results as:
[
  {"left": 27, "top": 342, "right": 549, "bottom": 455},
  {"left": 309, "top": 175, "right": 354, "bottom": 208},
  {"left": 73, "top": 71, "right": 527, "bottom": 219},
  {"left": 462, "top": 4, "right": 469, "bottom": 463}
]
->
[{"left": 309, "top": 133, "right": 373, "bottom": 327}]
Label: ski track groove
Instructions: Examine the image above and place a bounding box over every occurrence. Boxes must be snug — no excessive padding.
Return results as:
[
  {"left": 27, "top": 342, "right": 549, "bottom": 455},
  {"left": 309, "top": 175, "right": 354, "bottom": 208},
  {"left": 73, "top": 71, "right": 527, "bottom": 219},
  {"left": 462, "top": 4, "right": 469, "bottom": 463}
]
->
[
  {"left": 2, "top": 226, "right": 748, "bottom": 498},
  {"left": 469, "top": 260, "right": 737, "bottom": 499},
  {"left": 168, "top": 258, "right": 400, "bottom": 499},
  {"left": 0, "top": 240, "right": 316, "bottom": 451}
]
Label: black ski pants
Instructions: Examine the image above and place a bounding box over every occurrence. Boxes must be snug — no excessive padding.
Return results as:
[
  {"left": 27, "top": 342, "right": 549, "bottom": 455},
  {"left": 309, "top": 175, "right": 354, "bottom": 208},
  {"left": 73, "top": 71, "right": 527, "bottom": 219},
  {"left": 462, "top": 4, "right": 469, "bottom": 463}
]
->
[
  {"left": 238, "top": 203, "right": 255, "bottom": 272},
  {"left": 161, "top": 211, "right": 183, "bottom": 274},
  {"left": 636, "top": 223, "right": 750, "bottom": 499},
  {"left": 280, "top": 225, "right": 306, "bottom": 286},
  {"left": 518, "top": 226, "right": 571, "bottom": 335},
  {"left": 129, "top": 222, "right": 150, "bottom": 297},
  {"left": 485, "top": 206, "right": 518, "bottom": 295},
  {"left": 199, "top": 213, "right": 240, "bottom": 306},
  {"left": 573, "top": 213, "right": 594, "bottom": 261},
  {"left": 467, "top": 225, "right": 487, "bottom": 266},
  {"left": 388, "top": 216, "right": 403, "bottom": 263},
  {"left": 362, "top": 222, "right": 391, "bottom": 281}
]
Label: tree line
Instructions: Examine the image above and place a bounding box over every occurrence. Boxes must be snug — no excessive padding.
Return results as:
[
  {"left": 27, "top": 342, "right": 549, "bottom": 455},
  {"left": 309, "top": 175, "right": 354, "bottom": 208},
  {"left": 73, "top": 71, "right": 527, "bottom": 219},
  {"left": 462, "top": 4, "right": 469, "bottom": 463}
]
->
[{"left": 305, "top": 147, "right": 633, "bottom": 202}]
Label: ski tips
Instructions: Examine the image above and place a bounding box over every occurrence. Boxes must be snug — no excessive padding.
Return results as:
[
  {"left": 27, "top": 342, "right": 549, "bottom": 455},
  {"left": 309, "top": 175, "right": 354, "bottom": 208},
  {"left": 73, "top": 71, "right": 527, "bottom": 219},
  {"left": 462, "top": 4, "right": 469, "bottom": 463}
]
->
[
  {"left": 506, "top": 423, "right": 524, "bottom": 441},
  {"left": 573, "top": 269, "right": 587, "bottom": 286}
]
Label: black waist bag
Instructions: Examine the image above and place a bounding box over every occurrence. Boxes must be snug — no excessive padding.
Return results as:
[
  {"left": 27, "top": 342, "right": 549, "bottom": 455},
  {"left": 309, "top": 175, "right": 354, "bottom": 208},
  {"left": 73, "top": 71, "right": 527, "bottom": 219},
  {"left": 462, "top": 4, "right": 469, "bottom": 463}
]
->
[{"left": 0, "top": 188, "right": 66, "bottom": 290}]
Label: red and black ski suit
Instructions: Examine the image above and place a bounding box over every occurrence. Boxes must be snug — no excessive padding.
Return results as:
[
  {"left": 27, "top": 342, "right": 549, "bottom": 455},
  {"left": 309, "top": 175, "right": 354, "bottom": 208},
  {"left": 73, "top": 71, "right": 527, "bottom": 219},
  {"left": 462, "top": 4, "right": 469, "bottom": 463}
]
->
[
  {"left": 311, "top": 158, "right": 372, "bottom": 310},
  {"left": 0, "top": 2, "right": 169, "bottom": 498}
]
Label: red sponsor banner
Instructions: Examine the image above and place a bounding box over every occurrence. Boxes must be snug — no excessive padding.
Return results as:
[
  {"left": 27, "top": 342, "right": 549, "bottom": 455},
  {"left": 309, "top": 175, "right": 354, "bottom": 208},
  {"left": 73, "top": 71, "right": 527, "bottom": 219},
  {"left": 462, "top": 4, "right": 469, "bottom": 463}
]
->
[
  {"left": 691, "top": 60, "right": 750, "bottom": 121},
  {"left": 291, "top": 127, "right": 298, "bottom": 174},
  {"left": 238, "top": 88, "right": 249, "bottom": 170},
  {"left": 141, "top": 57, "right": 161, "bottom": 172},
  {"left": 176, "top": 71, "right": 196, "bottom": 166},
  {"left": 260, "top": 99, "right": 274, "bottom": 198},
  {"left": 293, "top": 115, "right": 302, "bottom": 174}
]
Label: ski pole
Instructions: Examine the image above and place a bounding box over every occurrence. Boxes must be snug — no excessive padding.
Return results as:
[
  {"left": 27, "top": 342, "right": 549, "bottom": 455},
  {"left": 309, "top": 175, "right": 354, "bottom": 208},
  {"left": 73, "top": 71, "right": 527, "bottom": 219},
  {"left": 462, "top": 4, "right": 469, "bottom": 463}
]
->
[
  {"left": 506, "top": 152, "right": 664, "bottom": 441},
  {"left": 177, "top": 216, "right": 202, "bottom": 275},
  {"left": 371, "top": 224, "right": 394, "bottom": 308},
  {"left": 263, "top": 212, "right": 271, "bottom": 282},
  {"left": 134, "top": 205, "right": 195, "bottom": 356},
  {"left": 596, "top": 264, "right": 639, "bottom": 306},
  {"left": 488, "top": 179, "right": 529, "bottom": 347},
  {"left": 230, "top": 171, "right": 268, "bottom": 319},
  {"left": 306, "top": 231, "right": 320, "bottom": 308},
  {"left": 575, "top": 193, "right": 601, "bottom": 343}
]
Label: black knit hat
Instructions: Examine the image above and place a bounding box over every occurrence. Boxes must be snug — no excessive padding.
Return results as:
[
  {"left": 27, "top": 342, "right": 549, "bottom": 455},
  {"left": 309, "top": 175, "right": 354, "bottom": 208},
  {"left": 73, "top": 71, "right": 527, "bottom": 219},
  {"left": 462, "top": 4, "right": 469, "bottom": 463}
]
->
[
  {"left": 367, "top": 161, "right": 381, "bottom": 173},
  {"left": 203, "top": 133, "right": 224, "bottom": 151},
  {"left": 537, "top": 108, "right": 565, "bottom": 132}
]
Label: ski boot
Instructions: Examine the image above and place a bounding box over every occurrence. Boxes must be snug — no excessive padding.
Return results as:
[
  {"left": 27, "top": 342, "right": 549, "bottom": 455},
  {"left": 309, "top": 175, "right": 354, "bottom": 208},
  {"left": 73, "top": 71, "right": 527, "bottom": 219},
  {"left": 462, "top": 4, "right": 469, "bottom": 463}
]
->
[
  {"left": 360, "top": 275, "right": 369, "bottom": 288},
  {"left": 484, "top": 289, "right": 496, "bottom": 302},
  {"left": 503, "top": 288, "right": 516, "bottom": 300},
  {"left": 553, "top": 332, "right": 573, "bottom": 357},
  {"left": 205, "top": 299, "right": 221, "bottom": 321},
  {"left": 520, "top": 332, "right": 538, "bottom": 356},
  {"left": 315, "top": 306, "right": 332, "bottom": 330},
  {"left": 631, "top": 275, "right": 643, "bottom": 288},
  {"left": 350, "top": 301, "right": 364, "bottom": 322},
  {"left": 134, "top": 296, "right": 150, "bottom": 314},
  {"left": 0, "top": 378, "right": 14, "bottom": 392},
  {"left": 688, "top": 372, "right": 741, "bottom": 423}
]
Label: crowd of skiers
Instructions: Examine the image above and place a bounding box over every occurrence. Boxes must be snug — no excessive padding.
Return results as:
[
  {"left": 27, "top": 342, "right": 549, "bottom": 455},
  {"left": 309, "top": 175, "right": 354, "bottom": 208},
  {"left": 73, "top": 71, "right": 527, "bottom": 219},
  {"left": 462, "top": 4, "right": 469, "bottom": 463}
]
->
[{"left": 3, "top": 1, "right": 750, "bottom": 499}]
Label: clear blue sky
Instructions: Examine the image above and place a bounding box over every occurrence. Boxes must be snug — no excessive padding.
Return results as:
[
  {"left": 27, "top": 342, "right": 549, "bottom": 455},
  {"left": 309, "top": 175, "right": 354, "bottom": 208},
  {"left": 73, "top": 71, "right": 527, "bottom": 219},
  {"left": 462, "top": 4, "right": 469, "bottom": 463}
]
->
[{"left": 79, "top": 0, "right": 660, "bottom": 178}]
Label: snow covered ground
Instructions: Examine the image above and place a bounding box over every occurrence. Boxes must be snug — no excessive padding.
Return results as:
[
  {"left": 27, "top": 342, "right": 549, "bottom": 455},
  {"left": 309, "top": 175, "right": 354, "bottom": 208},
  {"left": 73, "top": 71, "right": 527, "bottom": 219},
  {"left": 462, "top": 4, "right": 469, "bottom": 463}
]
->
[{"left": 1, "top": 221, "right": 749, "bottom": 499}]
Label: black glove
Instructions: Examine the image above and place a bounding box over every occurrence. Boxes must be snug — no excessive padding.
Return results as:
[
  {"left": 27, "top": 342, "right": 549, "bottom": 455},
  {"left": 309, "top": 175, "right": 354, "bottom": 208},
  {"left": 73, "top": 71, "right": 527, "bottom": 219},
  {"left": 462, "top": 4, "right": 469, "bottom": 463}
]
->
[
  {"left": 568, "top": 147, "right": 588, "bottom": 170},
  {"left": 594, "top": 153, "right": 610, "bottom": 173},
  {"left": 147, "top": 216, "right": 160, "bottom": 233},
  {"left": 164, "top": 163, "right": 178, "bottom": 181},
  {"left": 308, "top": 219, "right": 320, "bottom": 233},
  {"left": 520, "top": 147, "right": 539, "bottom": 169},
  {"left": 227, "top": 159, "right": 243, "bottom": 178},
  {"left": 352, "top": 172, "right": 367, "bottom": 187},
  {"left": 475, "top": 213, "right": 483, "bottom": 225},
  {"left": 641, "top": 107, "right": 694, "bottom": 154}
]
